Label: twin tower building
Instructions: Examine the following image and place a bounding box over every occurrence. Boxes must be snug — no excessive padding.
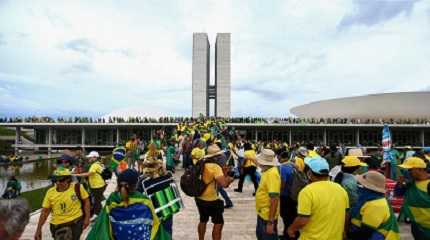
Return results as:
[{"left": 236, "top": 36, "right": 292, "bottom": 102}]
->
[{"left": 192, "top": 33, "right": 231, "bottom": 118}]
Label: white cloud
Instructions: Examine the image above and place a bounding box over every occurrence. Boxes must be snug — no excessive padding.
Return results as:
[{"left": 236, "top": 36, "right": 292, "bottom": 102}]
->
[{"left": 0, "top": 0, "right": 429, "bottom": 117}]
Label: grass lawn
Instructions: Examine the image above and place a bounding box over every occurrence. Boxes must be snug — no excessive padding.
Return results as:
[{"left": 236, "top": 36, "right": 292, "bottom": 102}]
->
[{"left": 21, "top": 186, "right": 50, "bottom": 212}]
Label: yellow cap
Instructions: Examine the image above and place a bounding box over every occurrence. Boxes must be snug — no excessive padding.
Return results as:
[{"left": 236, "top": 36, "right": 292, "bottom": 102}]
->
[
  {"left": 53, "top": 167, "right": 72, "bottom": 177},
  {"left": 308, "top": 150, "right": 319, "bottom": 157},
  {"left": 398, "top": 157, "right": 427, "bottom": 169},
  {"left": 342, "top": 156, "right": 367, "bottom": 167}
]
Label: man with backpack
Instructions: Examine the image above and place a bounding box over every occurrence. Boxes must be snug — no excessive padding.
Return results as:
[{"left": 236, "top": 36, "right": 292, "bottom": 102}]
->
[
  {"left": 35, "top": 168, "right": 90, "bottom": 240},
  {"left": 73, "top": 151, "right": 106, "bottom": 221},
  {"left": 279, "top": 151, "right": 308, "bottom": 240},
  {"left": 181, "top": 144, "right": 234, "bottom": 240}
]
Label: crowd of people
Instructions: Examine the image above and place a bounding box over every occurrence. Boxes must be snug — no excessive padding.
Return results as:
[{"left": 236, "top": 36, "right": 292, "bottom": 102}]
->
[
  {"left": 2, "top": 116, "right": 430, "bottom": 125},
  {"left": 0, "top": 117, "right": 429, "bottom": 239}
]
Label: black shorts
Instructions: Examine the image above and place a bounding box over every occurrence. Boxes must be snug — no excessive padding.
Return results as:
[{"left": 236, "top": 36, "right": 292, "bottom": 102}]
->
[{"left": 195, "top": 198, "right": 224, "bottom": 224}]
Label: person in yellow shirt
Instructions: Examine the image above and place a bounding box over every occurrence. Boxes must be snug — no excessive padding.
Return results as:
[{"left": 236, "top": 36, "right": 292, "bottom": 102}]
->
[
  {"left": 35, "top": 168, "right": 90, "bottom": 240},
  {"left": 195, "top": 144, "right": 234, "bottom": 240},
  {"left": 255, "top": 149, "right": 281, "bottom": 240},
  {"left": 348, "top": 171, "right": 400, "bottom": 240},
  {"left": 73, "top": 151, "right": 106, "bottom": 220},
  {"left": 191, "top": 140, "right": 206, "bottom": 165},
  {"left": 235, "top": 142, "right": 258, "bottom": 195},
  {"left": 294, "top": 147, "right": 308, "bottom": 172},
  {"left": 288, "top": 156, "right": 349, "bottom": 240}
]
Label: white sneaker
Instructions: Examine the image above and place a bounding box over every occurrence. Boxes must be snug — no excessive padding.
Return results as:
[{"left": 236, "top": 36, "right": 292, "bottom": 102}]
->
[{"left": 90, "top": 214, "right": 98, "bottom": 222}]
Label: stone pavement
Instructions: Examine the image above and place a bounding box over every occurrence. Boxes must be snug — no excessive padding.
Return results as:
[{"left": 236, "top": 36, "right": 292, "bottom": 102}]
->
[{"left": 21, "top": 170, "right": 414, "bottom": 240}]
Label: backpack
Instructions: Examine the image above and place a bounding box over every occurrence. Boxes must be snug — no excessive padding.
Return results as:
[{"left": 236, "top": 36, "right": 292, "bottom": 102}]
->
[
  {"left": 180, "top": 159, "right": 209, "bottom": 197},
  {"left": 283, "top": 163, "right": 308, "bottom": 202},
  {"left": 74, "top": 183, "right": 93, "bottom": 217},
  {"left": 101, "top": 168, "right": 113, "bottom": 180}
]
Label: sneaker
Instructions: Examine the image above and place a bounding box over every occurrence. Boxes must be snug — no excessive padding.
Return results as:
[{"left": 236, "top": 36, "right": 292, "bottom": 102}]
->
[
  {"left": 234, "top": 189, "right": 242, "bottom": 193},
  {"left": 90, "top": 214, "right": 98, "bottom": 222},
  {"left": 224, "top": 204, "right": 233, "bottom": 209}
]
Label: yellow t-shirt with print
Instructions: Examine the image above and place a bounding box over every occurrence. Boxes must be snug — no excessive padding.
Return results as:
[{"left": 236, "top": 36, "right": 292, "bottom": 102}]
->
[
  {"left": 297, "top": 181, "right": 349, "bottom": 240},
  {"left": 351, "top": 198, "right": 400, "bottom": 240},
  {"left": 192, "top": 148, "right": 205, "bottom": 165},
  {"left": 197, "top": 163, "right": 224, "bottom": 201},
  {"left": 88, "top": 162, "right": 105, "bottom": 189},
  {"left": 42, "top": 183, "right": 89, "bottom": 225},
  {"left": 255, "top": 167, "right": 281, "bottom": 221},
  {"left": 294, "top": 156, "right": 305, "bottom": 172},
  {"left": 243, "top": 150, "right": 257, "bottom": 168}
]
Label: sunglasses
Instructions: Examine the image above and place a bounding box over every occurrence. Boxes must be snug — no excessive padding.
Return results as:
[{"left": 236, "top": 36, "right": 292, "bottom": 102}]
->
[{"left": 56, "top": 177, "right": 69, "bottom": 182}]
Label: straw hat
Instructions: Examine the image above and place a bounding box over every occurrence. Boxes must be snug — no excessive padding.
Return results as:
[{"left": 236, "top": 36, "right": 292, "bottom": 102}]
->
[
  {"left": 398, "top": 157, "right": 427, "bottom": 169},
  {"left": 356, "top": 171, "right": 386, "bottom": 193},
  {"left": 348, "top": 148, "right": 370, "bottom": 158},
  {"left": 256, "top": 149, "right": 279, "bottom": 166},
  {"left": 204, "top": 144, "right": 225, "bottom": 158},
  {"left": 342, "top": 156, "right": 368, "bottom": 167}
]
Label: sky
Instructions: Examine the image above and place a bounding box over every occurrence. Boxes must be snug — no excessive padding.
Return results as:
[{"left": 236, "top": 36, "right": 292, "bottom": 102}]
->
[{"left": 0, "top": 0, "right": 429, "bottom": 117}]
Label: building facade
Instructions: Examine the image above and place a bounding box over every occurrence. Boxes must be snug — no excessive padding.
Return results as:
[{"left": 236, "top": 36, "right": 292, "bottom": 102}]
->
[
  {"left": 215, "top": 33, "right": 231, "bottom": 118},
  {"left": 192, "top": 33, "right": 210, "bottom": 117},
  {"left": 192, "top": 33, "right": 231, "bottom": 118}
]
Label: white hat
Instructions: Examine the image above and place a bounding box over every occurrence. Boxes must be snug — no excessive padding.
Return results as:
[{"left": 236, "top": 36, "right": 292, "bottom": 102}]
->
[
  {"left": 86, "top": 151, "right": 100, "bottom": 158},
  {"left": 256, "top": 149, "right": 279, "bottom": 166}
]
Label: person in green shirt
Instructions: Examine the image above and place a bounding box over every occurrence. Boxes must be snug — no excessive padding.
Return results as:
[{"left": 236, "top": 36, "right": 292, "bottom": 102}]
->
[{"left": 397, "top": 157, "right": 430, "bottom": 239}]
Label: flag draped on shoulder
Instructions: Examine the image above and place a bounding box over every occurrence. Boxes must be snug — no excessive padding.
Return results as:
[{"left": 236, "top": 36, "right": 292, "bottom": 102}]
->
[{"left": 87, "top": 191, "right": 171, "bottom": 240}]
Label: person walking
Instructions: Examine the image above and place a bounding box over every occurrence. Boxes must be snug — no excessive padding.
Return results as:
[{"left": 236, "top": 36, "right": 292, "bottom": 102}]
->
[
  {"left": 87, "top": 169, "right": 171, "bottom": 240},
  {"left": 348, "top": 171, "right": 400, "bottom": 240},
  {"left": 235, "top": 142, "right": 259, "bottom": 195},
  {"left": 334, "top": 156, "right": 367, "bottom": 208},
  {"left": 73, "top": 151, "right": 106, "bottom": 220},
  {"left": 397, "top": 157, "right": 430, "bottom": 239},
  {"left": 195, "top": 144, "right": 234, "bottom": 240},
  {"left": 35, "top": 168, "right": 90, "bottom": 240},
  {"left": 255, "top": 149, "right": 281, "bottom": 240},
  {"left": 288, "top": 156, "right": 349, "bottom": 240}
]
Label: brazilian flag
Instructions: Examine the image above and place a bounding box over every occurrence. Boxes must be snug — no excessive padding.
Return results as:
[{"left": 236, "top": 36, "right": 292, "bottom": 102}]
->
[{"left": 87, "top": 191, "right": 171, "bottom": 240}]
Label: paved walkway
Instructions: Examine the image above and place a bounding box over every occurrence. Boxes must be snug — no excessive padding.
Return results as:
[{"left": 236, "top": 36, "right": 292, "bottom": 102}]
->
[{"left": 21, "top": 170, "right": 414, "bottom": 240}]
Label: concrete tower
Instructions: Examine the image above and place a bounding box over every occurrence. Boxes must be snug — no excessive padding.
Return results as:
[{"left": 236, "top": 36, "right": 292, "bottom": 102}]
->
[
  {"left": 192, "top": 33, "right": 210, "bottom": 118},
  {"left": 192, "top": 33, "right": 231, "bottom": 118},
  {"left": 215, "top": 33, "right": 231, "bottom": 118}
]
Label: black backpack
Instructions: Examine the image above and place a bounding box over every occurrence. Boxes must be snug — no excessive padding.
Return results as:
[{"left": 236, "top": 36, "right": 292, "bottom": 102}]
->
[
  {"left": 180, "top": 160, "right": 209, "bottom": 197},
  {"left": 101, "top": 168, "right": 113, "bottom": 180},
  {"left": 283, "top": 163, "right": 308, "bottom": 202}
]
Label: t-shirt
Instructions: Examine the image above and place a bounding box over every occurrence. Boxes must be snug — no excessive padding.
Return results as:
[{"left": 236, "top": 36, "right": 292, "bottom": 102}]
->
[
  {"left": 243, "top": 150, "right": 257, "bottom": 168},
  {"left": 295, "top": 156, "right": 305, "bottom": 172},
  {"left": 297, "top": 181, "right": 349, "bottom": 240},
  {"left": 198, "top": 163, "right": 224, "bottom": 201},
  {"left": 353, "top": 198, "right": 390, "bottom": 230},
  {"left": 42, "top": 183, "right": 89, "bottom": 225},
  {"left": 255, "top": 167, "right": 281, "bottom": 221},
  {"left": 191, "top": 148, "right": 205, "bottom": 165},
  {"left": 280, "top": 163, "right": 294, "bottom": 197},
  {"left": 88, "top": 162, "right": 105, "bottom": 189}
]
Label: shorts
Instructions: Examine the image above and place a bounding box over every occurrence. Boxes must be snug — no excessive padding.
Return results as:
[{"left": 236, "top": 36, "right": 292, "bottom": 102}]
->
[
  {"left": 50, "top": 217, "right": 83, "bottom": 240},
  {"left": 195, "top": 198, "right": 224, "bottom": 224}
]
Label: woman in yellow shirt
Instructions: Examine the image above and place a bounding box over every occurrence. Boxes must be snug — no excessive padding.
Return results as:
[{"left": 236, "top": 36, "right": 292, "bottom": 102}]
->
[{"left": 234, "top": 142, "right": 259, "bottom": 195}]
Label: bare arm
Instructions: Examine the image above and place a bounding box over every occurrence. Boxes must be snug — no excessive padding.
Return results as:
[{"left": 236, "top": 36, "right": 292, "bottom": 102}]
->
[
  {"left": 73, "top": 172, "right": 93, "bottom": 177},
  {"left": 268, "top": 196, "right": 279, "bottom": 223},
  {"left": 288, "top": 216, "right": 310, "bottom": 237},
  {"left": 215, "top": 175, "right": 234, "bottom": 188},
  {"left": 35, "top": 208, "right": 50, "bottom": 240},
  {"left": 265, "top": 196, "right": 280, "bottom": 234},
  {"left": 82, "top": 197, "right": 91, "bottom": 229}
]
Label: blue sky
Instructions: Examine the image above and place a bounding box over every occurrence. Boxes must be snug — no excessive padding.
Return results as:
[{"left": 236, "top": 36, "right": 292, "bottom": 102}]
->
[{"left": 0, "top": 0, "right": 429, "bottom": 117}]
